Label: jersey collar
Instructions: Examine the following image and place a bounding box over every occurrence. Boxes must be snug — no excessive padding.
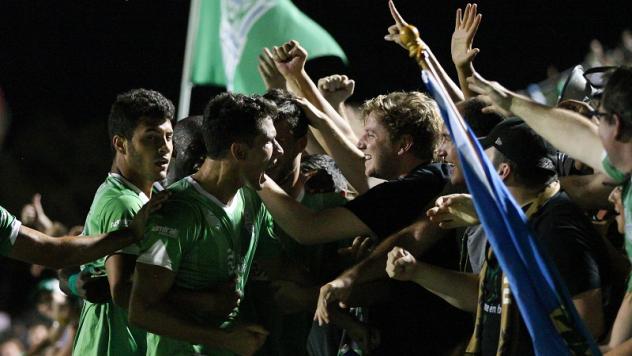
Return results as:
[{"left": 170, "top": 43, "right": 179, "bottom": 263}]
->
[{"left": 109, "top": 173, "right": 150, "bottom": 204}]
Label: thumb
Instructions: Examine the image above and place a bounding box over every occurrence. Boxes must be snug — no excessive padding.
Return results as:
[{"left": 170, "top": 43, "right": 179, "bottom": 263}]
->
[{"left": 466, "top": 48, "right": 480, "bottom": 61}]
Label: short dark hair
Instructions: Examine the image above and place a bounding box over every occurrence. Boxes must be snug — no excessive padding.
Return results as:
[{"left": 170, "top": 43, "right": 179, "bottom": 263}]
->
[
  {"left": 263, "top": 89, "right": 309, "bottom": 139},
  {"left": 458, "top": 97, "right": 504, "bottom": 137},
  {"left": 361, "top": 91, "right": 441, "bottom": 161},
  {"left": 108, "top": 88, "right": 174, "bottom": 143},
  {"left": 492, "top": 149, "right": 557, "bottom": 189},
  {"left": 202, "top": 92, "right": 277, "bottom": 159},
  {"left": 602, "top": 66, "right": 632, "bottom": 136}
]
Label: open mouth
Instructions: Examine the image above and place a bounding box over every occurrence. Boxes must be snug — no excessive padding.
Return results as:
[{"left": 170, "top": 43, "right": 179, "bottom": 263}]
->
[
  {"left": 155, "top": 158, "right": 169, "bottom": 169},
  {"left": 364, "top": 154, "right": 372, "bottom": 161}
]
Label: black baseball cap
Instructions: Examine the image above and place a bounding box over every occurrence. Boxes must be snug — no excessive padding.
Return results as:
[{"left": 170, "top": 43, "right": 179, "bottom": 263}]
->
[{"left": 479, "top": 118, "right": 556, "bottom": 174}]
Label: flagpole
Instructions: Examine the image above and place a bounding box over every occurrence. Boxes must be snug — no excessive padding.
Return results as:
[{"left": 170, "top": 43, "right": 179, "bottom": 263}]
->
[{"left": 177, "top": 0, "right": 202, "bottom": 120}]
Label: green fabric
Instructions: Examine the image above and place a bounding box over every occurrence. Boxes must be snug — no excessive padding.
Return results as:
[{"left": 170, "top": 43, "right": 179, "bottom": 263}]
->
[
  {"left": 191, "top": 0, "right": 347, "bottom": 94},
  {"left": 73, "top": 174, "right": 150, "bottom": 356},
  {"left": 602, "top": 156, "right": 632, "bottom": 292},
  {"left": 138, "top": 176, "right": 276, "bottom": 355},
  {"left": 0, "top": 205, "right": 20, "bottom": 257}
]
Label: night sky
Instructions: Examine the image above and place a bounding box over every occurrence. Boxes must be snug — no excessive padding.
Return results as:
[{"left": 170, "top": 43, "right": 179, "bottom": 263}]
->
[{"left": 0, "top": 0, "right": 629, "bottom": 224}]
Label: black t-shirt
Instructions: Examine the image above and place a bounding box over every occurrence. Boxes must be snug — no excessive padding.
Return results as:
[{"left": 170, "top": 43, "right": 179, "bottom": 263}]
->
[
  {"left": 344, "top": 163, "right": 450, "bottom": 238},
  {"left": 344, "top": 164, "right": 472, "bottom": 355},
  {"left": 480, "top": 191, "right": 610, "bottom": 356}
]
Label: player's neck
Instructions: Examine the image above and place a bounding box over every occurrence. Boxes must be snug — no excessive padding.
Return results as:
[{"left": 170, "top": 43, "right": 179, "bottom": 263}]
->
[
  {"left": 111, "top": 160, "right": 154, "bottom": 197},
  {"left": 192, "top": 159, "right": 241, "bottom": 205}
]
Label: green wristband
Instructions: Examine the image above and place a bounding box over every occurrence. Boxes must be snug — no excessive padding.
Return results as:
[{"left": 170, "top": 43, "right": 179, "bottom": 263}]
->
[{"left": 68, "top": 273, "right": 80, "bottom": 297}]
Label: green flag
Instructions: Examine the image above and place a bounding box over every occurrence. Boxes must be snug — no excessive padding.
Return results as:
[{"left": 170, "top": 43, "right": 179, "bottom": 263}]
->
[{"left": 190, "top": 0, "right": 347, "bottom": 94}]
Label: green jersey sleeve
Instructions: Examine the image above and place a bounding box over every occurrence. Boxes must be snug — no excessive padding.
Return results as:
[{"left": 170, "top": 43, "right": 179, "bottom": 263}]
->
[
  {"left": 137, "top": 203, "right": 195, "bottom": 272},
  {"left": 0, "top": 206, "right": 21, "bottom": 257},
  {"left": 100, "top": 195, "right": 144, "bottom": 255},
  {"left": 602, "top": 153, "right": 628, "bottom": 182}
]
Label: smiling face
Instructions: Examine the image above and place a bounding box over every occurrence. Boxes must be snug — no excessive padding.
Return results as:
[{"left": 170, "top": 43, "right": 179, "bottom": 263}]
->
[
  {"left": 356, "top": 112, "right": 399, "bottom": 180},
  {"left": 122, "top": 117, "right": 173, "bottom": 183},
  {"left": 240, "top": 117, "right": 283, "bottom": 190},
  {"left": 436, "top": 125, "right": 464, "bottom": 185}
]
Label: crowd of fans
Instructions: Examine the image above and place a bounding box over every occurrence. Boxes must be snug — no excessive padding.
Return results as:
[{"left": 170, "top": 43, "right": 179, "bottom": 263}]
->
[{"left": 1, "top": 1, "right": 631, "bottom": 355}]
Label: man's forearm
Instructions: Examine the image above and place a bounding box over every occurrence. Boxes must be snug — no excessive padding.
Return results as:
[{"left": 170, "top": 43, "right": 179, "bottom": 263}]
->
[
  {"left": 286, "top": 71, "right": 368, "bottom": 192},
  {"left": 411, "top": 261, "right": 479, "bottom": 312},
  {"left": 508, "top": 96, "right": 605, "bottom": 173},
  {"left": 349, "top": 219, "right": 447, "bottom": 285},
  {"left": 289, "top": 70, "right": 356, "bottom": 141},
  {"left": 309, "top": 111, "right": 369, "bottom": 193},
  {"left": 259, "top": 180, "right": 366, "bottom": 244},
  {"left": 10, "top": 226, "right": 136, "bottom": 269},
  {"left": 129, "top": 299, "right": 231, "bottom": 349},
  {"left": 455, "top": 63, "right": 475, "bottom": 99}
]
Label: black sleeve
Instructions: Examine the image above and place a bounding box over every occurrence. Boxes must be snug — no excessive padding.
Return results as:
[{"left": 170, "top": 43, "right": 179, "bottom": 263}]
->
[
  {"left": 536, "top": 219, "right": 602, "bottom": 296},
  {"left": 344, "top": 174, "right": 451, "bottom": 239}
]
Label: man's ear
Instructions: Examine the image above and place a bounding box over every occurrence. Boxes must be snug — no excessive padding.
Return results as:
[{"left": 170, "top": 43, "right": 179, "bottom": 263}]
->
[
  {"left": 397, "top": 134, "right": 414, "bottom": 156},
  {"left": 497, "top": 162, "right": 511, "bottom": 181},
  {"left": 112, "top": 135, "right": 127, "bottom": 155},
  {"left": 230, "top": 142, "right": 248, "bottom": 161}
]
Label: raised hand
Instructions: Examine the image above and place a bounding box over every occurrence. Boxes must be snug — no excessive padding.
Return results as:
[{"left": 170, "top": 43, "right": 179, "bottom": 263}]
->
[
  {"left": 258, "top": 48, "right": 286, "bottom": 90},
  {"left": 385, "top": 247, "right": 418, "bottom": 281},
  {"left": 426, "top": 193, "right": 478, "bottom": 229},
  {"left": 129, "top": 190, "right": 170, "bottom": 242},
  {"left": 317, "top": 74, "right": 355, "bottom": 108},
  {"left": 451, "top": 4, "right": 482, "bottom": 69},
  {"left": 271, "top": 40, "right": 308, "bottom": 79},
  {"left": 314, "top": 275, "right": 354, "bottom": 325},
  {"left": 383, "top": 0, "right": 427, "bottom": 51},
  {"left": 467, "top": 73, "right": 515, "bottom": 117}
]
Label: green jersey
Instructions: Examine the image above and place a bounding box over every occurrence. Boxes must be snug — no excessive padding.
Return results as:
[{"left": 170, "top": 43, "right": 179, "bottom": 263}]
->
[
  {"left": 0, "top": 205, "right": 21, "bottom": 257},
  {"left": 137, "top": 176, "right": 276, "bottom": 356},
  {"left": 602, "top": 154, "right": 632, "bottom": 291},
  {"left": 73, "top": 173, "right": 151, "bottom": 356}
]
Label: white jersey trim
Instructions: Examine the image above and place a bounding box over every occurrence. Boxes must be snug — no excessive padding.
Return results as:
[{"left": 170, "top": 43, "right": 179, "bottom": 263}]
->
[
  {"left": 109, "top": 173, "right": 150, "bottom": 204},
  {"left": 137, "top": 239, "right": 173, "bottom": 271},
  {"left": 9, "top": 219, "right": 21, "bottom": 245},
  {"left": 185, "top": 176, "right": 240, "bottom": 213}
]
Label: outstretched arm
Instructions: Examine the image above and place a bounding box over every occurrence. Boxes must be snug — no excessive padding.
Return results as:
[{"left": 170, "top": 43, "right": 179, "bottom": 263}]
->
[
  {"left": 386, "top": 247, "right": 480, "bottom": 312},
  {"left": 8, "top": 192, "right": 168, "bottom": 268},
  {"left": 384, "top": 0, "right": 464, "bottom": 103},
  {"left": 314, "top": 216, "right": 449, "bottom": 325},
  {"left": 467, "top": 73, "right": 606, "bottom": 174},
  {"left": 258, "top": 175, "right": 371, "bottom": 244},
  {"left": 451, "top": 4, "right": 482, "bottom": 98}
]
